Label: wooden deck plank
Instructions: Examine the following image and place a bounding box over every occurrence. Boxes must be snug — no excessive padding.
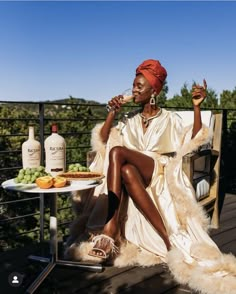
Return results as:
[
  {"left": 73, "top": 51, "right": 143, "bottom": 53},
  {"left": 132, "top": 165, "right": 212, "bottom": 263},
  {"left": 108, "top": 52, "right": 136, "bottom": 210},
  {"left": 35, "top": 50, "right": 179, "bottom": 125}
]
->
[
  {"left": 210, "top": 194, "right": 236, "bottom": 256},
  {"left": 164, "top": 288, "right": 194, "bottom": 294},
  {"left": 49, "top": 265, "right": 140, "bottom": 292},
  {"left": 76, "top": 265, "right": 166, "bottom": 294},
  {"left": 120, "top": 269, "right": 180, "bottom": 294},
  {"left": 212, "top": 228, "right": 236, "bottom": 254},
  {"left": 40, "top": 265, "right": 177, "bottom": 294}
]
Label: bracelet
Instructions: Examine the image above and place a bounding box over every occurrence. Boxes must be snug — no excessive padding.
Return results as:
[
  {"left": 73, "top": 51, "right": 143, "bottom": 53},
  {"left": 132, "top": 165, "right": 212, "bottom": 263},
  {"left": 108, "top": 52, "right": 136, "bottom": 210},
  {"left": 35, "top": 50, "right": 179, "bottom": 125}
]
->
[{"left": 106, "top": 104, "right": 116, "bottom": 113}]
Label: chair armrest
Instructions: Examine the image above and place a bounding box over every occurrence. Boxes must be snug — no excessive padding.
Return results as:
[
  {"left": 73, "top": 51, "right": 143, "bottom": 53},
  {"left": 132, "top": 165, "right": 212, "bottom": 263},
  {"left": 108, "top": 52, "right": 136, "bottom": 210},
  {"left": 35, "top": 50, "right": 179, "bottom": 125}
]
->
[{"left": 182, "top": 149, "right": 218, "bottom": 180}]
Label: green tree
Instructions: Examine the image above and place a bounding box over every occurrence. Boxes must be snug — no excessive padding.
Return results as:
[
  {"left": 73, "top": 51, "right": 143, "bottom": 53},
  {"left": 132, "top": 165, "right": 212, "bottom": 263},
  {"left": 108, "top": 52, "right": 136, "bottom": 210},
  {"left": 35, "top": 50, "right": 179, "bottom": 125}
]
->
[
  {"left": 166, "top": 83, "right": 192, "bottom": 108},
  {"left": 201, "top": 88, "right": 218, "bottom": 108},
  {"left": 219, "top": 88, "right": 236, "bottom": 109},
  {"left": 157, "top": 80, "right": 168, "bottom": 107}
]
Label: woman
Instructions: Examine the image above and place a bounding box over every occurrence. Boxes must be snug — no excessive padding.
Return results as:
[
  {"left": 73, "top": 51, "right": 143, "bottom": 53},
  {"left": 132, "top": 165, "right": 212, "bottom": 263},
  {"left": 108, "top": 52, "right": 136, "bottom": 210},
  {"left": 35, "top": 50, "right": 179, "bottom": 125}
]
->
[
  {"left": 88, "top": 59, "right": 205, "bottom": 257},
  {"left": 67, "top": 59, "right": 236, "bottom": 294}
]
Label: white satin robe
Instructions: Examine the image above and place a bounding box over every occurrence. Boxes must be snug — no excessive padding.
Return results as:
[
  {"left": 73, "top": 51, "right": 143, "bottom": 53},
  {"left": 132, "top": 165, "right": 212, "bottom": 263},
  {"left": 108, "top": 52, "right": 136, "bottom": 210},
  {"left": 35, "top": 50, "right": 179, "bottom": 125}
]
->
[
  {"left": 116, "top": 109, "right": 219, "bottom": 263},
  {"left": 88, "top": 108, "right": 220, "bottom": 264}
]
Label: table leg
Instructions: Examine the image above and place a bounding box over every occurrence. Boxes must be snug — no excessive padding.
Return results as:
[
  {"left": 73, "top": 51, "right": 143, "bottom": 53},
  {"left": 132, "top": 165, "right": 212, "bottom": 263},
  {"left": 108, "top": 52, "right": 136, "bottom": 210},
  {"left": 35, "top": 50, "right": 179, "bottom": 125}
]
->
[
  {"left": 39, "top": 192, "right": 45, "bottom": 243},
  {"left": 50, "top": 193, "right": 58, "bottom": 259},
  {"left": 26, "top": 193, "right": 58, "bottom": 293},
  {"left": 25, "top": 261, "right": 56, "bottom": 294},
  {"left": 28, "top": 193, "right": 48, "bottom": 263}
]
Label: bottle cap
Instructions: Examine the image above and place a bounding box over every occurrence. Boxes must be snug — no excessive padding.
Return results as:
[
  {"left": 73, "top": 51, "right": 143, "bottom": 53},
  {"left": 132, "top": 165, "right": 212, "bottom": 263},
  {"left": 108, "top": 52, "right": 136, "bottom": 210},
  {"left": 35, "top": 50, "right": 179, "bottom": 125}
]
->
[
  {"left": 28, "top": 124, "right": 35, "bottom": 129},
  {"left": 51, "top": 124, "right": 58, "bottom": 133}
]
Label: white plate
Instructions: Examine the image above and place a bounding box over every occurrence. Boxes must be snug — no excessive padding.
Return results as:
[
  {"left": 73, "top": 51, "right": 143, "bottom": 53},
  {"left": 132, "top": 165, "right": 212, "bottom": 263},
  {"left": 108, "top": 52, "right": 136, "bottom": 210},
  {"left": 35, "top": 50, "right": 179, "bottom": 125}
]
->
[
  {"left": 1, "top": 179, "right": 101, "bottom": 194},
  {"left": 1, "top": 179, "right": 37, "bottom": 190}
]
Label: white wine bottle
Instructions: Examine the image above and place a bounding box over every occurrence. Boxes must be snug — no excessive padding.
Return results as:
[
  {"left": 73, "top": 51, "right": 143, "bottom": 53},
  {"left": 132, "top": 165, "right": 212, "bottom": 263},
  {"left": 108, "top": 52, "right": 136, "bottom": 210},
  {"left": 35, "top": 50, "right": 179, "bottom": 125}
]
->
[
  {"left": 22, "top": 125, "right": 41, "bottom": 169},
  {"left": 44, "top": 124, "right": 66, "bottom": 177}
]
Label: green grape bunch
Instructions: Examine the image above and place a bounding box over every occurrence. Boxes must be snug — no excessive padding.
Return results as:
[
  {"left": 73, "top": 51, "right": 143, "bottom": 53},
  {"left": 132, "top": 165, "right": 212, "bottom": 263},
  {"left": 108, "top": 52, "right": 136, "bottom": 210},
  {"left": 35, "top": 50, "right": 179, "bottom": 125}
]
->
[
  {"left": 68, "top": 163, "right": 90, "bottom": 172},
  {"left": 14, "top": 166, "right": 49, "bottom": 184}
]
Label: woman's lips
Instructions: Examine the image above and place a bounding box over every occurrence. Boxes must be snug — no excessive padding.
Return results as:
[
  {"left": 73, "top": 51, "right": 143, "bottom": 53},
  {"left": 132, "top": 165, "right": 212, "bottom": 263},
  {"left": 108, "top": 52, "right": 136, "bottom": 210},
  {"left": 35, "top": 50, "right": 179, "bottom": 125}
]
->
[{"left": 133, "top": 94, "right": 140, "bottom": 102}]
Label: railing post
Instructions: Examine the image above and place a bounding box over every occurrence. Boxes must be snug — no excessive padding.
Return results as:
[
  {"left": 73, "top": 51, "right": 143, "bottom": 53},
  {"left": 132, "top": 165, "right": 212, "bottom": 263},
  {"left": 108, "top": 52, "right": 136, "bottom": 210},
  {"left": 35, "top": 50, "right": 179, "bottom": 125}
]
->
[
  {"left": 39, "top": 103, "right": 45, "bottom": 243},
  {"left": 222, "top": 109, "right": 228, "bottom": 161},
  {"left": 218, "top": 109, "right": 228, "bottom": 215},
  {"left": 222, "top": 109, "right": 228, "bottom": 135},
  {"left": 39, "top": 103, "right": 45, "bottom": 165}
]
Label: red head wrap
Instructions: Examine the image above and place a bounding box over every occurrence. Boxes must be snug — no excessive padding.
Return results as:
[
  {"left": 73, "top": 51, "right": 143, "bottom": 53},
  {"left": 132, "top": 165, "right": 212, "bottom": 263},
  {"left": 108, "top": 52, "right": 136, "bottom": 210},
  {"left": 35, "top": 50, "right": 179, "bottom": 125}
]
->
[{"left": 136, "top": 59, "right": 167, "bottom": 94}]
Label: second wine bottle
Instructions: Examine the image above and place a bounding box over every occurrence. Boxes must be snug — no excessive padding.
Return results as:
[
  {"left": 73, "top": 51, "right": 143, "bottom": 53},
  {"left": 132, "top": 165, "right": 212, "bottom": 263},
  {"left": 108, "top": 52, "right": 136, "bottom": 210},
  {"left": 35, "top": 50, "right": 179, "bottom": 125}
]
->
[{"left": 44, "top": 124, "right": 66, "bottom": 177}]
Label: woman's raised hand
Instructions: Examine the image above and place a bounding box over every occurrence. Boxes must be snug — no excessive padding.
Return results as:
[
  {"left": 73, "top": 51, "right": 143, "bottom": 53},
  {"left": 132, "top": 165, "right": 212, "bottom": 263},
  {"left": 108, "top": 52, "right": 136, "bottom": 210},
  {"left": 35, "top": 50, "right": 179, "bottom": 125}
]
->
[{"left": 192, "top": 79, "right": 207, "bottom": 106}]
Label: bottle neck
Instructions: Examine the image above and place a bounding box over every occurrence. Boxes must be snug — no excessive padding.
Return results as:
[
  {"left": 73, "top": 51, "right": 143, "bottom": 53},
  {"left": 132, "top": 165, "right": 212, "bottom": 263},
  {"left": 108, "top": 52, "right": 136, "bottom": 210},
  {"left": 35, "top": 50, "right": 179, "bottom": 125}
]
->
[
  {"left": 51, "top": 124, "right": 58, "bottom": 134},
  {"left": 28, "top": 126, "right": 35, "bottom": 140}
]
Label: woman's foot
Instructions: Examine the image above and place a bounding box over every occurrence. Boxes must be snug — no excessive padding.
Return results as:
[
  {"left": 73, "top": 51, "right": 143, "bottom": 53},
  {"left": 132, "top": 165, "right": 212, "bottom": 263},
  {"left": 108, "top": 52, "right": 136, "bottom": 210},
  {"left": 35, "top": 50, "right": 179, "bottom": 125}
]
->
[{"left": 88, "top": 234, "right": 119, "bottom": 260}]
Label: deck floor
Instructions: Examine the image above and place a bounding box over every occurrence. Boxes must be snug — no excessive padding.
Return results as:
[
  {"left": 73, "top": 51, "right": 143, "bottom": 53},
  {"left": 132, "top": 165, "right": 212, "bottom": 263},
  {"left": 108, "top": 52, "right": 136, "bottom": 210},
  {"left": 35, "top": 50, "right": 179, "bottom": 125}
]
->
[{"left": 1, "top": 193, "right": 236, "bottom": 294}]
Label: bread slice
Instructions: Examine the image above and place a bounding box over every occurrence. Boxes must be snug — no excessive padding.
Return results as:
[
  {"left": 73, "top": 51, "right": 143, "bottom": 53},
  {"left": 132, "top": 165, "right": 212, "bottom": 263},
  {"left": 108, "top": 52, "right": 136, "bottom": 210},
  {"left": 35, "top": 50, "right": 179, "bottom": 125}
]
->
[{"left": 59, "top": 171, "right": 104, "bottom": 180}]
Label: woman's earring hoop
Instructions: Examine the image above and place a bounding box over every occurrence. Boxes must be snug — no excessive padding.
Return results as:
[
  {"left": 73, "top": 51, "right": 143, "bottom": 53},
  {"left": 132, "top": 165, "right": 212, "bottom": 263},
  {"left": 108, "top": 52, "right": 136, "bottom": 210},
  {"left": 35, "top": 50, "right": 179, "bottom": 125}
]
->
[{"left": 150, "top": 94, "right": 156, "bottom": 105}]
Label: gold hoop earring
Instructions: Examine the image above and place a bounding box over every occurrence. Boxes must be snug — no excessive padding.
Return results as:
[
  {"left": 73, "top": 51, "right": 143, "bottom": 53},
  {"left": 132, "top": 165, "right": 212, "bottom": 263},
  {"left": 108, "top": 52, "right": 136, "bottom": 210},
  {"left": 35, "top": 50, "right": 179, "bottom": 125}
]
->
[{"left": 150, "top": 94, "right": 156, "bottom": 105}]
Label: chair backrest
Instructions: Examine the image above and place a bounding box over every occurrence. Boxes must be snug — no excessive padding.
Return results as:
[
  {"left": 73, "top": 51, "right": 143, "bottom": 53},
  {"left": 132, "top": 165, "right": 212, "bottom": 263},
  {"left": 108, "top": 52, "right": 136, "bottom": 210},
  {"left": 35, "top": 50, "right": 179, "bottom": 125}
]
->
[
  {"left": 175, "top": 110, "right": 214, "bottom": 130},
  {"left": 177, "top": 110, "right": 214, "bottom": 179},
  {"left": 208, "top": 113, "right": 223, "bottom": 228}
]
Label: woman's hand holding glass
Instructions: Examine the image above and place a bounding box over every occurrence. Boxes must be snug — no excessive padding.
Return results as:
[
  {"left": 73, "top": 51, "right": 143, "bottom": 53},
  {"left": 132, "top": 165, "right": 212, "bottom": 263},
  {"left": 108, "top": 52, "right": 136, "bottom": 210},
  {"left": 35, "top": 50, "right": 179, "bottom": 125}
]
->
[
  {"left": 106, "top": 95, "right": 124, "bottom": 112},
  {"left": 106, "top": 88, "right": 133, "bottom": 112}
]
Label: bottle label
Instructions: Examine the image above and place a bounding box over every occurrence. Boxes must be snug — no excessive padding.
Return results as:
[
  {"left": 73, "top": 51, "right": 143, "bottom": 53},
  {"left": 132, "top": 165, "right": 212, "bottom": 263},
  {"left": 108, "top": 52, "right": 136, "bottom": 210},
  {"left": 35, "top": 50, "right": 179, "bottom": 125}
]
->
[
  {"left": 51, "top": 168, "right": 63, "bottom": 172},
  {"left": 22, "top": 146, "right": 41, "bottom": 169},
  {"left": 45, "top": 145, "right": 65, "bottom": 176},
  {"left": 50, "top": 146, "right": 64, "bottom": 153},
  {"left": 28, "top": 148, "right": 40, "bottom": 156},
  {"left": 23, "top": 150, "right": 41, "bottom": 168}
]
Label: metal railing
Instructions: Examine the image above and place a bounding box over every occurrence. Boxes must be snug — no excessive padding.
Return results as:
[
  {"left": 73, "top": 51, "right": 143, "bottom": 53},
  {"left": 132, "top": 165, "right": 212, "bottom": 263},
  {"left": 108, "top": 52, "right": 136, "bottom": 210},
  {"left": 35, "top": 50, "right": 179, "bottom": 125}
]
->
[{"left": 0, "top": 100, "right": 236, "bottom": 252}]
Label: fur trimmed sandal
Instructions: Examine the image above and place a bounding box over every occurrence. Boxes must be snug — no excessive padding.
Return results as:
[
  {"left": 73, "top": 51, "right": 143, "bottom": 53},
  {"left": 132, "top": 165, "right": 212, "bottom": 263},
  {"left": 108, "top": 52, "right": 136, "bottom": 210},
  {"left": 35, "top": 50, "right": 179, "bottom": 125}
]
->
[{"left": 88, "top": 234, "right": 119, "bottom": 260}]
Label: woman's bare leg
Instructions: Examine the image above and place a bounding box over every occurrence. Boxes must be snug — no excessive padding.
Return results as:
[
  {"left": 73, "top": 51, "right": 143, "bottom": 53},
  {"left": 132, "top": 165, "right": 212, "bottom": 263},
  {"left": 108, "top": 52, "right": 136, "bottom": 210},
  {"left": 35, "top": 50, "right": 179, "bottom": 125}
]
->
[
  {"left": 90, "top": 146, "right": 171, "bottom": 257},
  {"left": 120, "top": 163, "right": 171, "bottom": 250}
]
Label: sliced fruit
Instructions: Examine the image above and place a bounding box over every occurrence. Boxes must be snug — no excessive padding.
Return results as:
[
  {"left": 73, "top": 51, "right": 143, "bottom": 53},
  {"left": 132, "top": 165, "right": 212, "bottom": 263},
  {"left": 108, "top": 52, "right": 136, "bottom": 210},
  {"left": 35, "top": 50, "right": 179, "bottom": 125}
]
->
[
  {"left": 53, "top": 176, "right": 67, "bottom": 188},
  {"left": 36, "top": 176, "right": 54, "bottom": 189}
]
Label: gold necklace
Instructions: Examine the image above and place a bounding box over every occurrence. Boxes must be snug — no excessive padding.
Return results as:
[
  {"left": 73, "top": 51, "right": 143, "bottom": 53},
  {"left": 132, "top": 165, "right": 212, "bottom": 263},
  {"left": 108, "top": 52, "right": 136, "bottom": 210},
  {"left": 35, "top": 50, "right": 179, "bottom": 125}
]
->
[{"left": 140, "top": 108, "right": 162, "bottom": 128}]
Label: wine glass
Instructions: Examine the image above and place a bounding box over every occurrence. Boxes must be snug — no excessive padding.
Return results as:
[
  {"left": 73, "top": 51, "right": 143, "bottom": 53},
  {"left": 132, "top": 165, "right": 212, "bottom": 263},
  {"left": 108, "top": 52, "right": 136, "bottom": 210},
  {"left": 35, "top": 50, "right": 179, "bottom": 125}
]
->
[{"left": 106, "top": 88, "right": 133, "bottom": 112}]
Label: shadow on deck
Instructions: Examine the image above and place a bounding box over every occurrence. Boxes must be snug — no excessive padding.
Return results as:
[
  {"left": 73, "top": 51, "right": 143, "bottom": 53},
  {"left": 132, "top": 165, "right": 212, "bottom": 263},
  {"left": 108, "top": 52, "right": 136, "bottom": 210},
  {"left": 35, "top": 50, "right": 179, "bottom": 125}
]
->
[{"left": 1, "top": 193, "right": 236, "bottom": 294}]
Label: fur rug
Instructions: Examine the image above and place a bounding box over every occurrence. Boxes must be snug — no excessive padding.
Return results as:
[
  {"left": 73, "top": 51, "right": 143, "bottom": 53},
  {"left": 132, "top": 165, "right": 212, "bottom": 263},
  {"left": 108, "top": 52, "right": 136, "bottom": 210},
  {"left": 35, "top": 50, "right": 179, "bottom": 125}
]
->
[{"left": 65, "top": 237, "right": 163, "bottom": 267}]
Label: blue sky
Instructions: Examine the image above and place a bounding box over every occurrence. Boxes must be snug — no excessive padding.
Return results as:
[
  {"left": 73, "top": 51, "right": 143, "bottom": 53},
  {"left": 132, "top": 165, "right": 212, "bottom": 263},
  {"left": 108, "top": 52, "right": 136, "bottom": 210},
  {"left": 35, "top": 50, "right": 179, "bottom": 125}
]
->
[{"left": 0, "top": 1, "right": 236, "bottom": 103}]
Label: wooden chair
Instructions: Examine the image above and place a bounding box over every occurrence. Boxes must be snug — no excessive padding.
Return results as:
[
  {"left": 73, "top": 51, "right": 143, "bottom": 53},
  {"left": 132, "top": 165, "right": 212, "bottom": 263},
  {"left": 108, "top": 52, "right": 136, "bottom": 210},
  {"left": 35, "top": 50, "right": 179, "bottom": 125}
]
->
[
  {"left": 182, "top": 112, "right": 223, "bottom": 229},
  {"left": 87, "top": 111, "right": 223, "bottom": 229}
]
